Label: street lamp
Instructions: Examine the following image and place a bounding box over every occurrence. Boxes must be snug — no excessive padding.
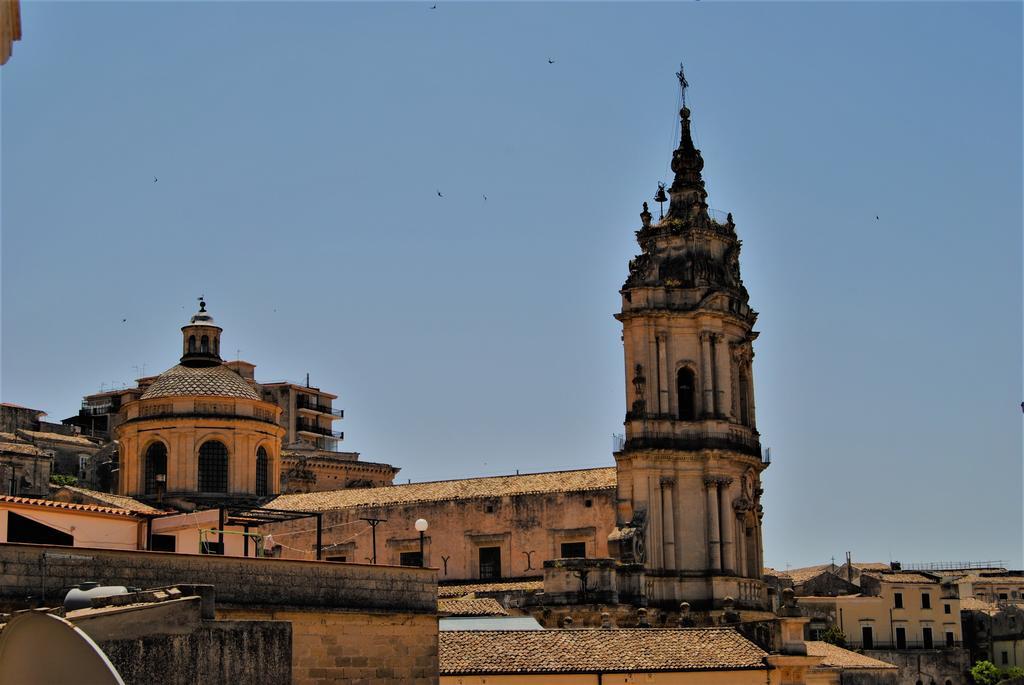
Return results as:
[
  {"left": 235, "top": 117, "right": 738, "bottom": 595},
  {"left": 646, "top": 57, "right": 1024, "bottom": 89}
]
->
[{"left": 414, "top": 518, "right": 429, "bottom": 567}]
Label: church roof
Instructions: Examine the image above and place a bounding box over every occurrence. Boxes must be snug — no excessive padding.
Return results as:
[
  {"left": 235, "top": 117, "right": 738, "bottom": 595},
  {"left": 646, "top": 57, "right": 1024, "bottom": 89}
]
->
[
  {"left": 439, "top": 628, "right": 767, "bottom": 675},
  {"left": 140, "top": 364, "right": 259, "bottom": 401},
  {"left": 265, "top": 467, "right": 616, "bottom": 512}
]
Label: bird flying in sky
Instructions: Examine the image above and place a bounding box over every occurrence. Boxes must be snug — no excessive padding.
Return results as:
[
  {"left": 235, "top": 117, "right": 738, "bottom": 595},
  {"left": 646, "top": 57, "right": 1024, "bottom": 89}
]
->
[{"left": 437, "top": 190, "right": 443, "bottom": 198}]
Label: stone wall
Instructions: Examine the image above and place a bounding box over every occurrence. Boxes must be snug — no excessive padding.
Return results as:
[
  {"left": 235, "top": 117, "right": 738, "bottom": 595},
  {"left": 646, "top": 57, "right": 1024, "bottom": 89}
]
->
[
  {"left": 0, "top": 541, "right": 436, "bottom": 613},
  {"left": 100, "top": 620, "right": 291, "bottom": 685},
  {"left": 221, "top": 606, "right": 437, "bottom": 685},
  {"left": 863, "top": 648, "right": 970, "bottom": 685}
]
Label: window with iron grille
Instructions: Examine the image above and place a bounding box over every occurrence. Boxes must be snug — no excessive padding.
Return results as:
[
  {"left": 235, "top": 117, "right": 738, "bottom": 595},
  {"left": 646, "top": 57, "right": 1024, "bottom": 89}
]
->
[
  {"left": 256, "top": 446, "right": 269, "bottom": 496},
  {"left": 144, "top": 442, "right": 168, "bottom": 495},
  {"left": 198, "top": 440, "right": 228, "bottom": 493}
]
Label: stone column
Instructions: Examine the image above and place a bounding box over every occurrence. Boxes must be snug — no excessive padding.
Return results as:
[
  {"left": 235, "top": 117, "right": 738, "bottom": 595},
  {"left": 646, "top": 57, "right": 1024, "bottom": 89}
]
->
[
  {"left": 746, "top": 360, "right": 758, "bottom": 431},
  {"left": 719, "top": 479, "right": 735, "bottom": 573},
  {"left": 660, "top": 478, "right": 675, "bottom": 571},
  {"left": 737, "top": 517, "right": 748, "bottom": 578},
  {"left": 673, "top": 469, "right": 686, "bottom": 571},
  {"left": 715, "top": 335, "right": 731, "bottom": 419},
  {"left": 656, "top": 334, "right": 669, "bottom": 415},
  {"left": 699, "top": 332, "right": 714, "bottom": 417},
  {"left": 648, "top": 474, "right": 662, "bottom": 569},
  {"left": 705, "top": 479, "right": 721, "bottom": 571}
]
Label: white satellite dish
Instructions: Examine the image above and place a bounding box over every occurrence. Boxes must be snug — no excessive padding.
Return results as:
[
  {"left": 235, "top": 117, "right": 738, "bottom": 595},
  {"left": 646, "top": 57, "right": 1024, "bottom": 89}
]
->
[{"left": 0, "top": 611, "right": 125, "bottom": 685}]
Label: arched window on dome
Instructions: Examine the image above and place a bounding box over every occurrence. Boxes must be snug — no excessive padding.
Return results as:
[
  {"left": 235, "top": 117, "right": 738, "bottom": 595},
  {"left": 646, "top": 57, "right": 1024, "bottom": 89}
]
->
[
  {"left": 144, "top": 442, "right": 167, "bottom": 495},
  {"left": 200, "top": 335, "right": 210, "bottom": 354},
  {"left": 255, "top": 446, "right": 269, "bottom": 497},
  {"left": 198, "top": 440, "right": 228, "bottom": 493},
  {"left": 188, "top": 336, "right": 196, "bottom": 353},
  {"left": 677, "top": 367, "right": 696, "bottom": 420}
]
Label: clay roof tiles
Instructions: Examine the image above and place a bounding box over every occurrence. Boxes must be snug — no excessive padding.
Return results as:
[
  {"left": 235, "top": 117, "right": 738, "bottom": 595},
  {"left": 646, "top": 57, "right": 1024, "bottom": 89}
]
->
[
  {"left": 54, "top": 486, "right": 163, "bottom": 514},
  {"left": 437, "top": 579, "right": 544, "bottom": 598},
  {"left": 16, "top": 429, "right": 97, "bottom": 448},
  {"left": 267, "top": 467, "right": 616, "bottom": 512},
  {"left": 438, "top": 598, "right": 509, "bottom": 616},
  {"left": 140, "top": 364, "right": 259, "bottom": 401},
  {"left": 864, "top": 572, "right": 937, "bottom": 584},
  {"left": 0, "top": 494, "right": 140, "bottom": 518},
  {"left": 439, "top": 628, "right": 768, "bottom": 674},
  {"left": 806, "top": 641, "right": 897, "bottom": 670}
]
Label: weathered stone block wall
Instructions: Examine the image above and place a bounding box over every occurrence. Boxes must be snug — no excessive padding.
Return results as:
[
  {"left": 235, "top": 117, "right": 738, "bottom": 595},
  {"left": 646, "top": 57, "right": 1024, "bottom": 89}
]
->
[
  {"left": 100, "top": 620, "right": 292, "bottom": 685},
  {"left": 221, "top": 606, "right": 438, "bottom": 685},
  {"left": 863, "top": 648, "right": 970, "bottom": 685},
  {"left": 0, "top": 542, "right": 436, "bottom": 613}
]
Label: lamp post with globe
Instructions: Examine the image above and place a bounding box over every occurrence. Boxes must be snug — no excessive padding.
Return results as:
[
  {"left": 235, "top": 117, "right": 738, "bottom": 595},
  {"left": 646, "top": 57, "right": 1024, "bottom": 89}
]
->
[{"left": 414, "top": 518, "right": 429, "bottom": 568}]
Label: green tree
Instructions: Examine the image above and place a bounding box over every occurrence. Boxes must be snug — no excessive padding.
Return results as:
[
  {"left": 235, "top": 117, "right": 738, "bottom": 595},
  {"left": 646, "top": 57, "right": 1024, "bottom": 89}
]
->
[
  {"left": 1000, "top": 665, "right": 1024, "bottom": 682},
  {"left": 971, "top": 660, "right": 1002, "bottom": 685},
  {"left": 820, "top": 624, "right": 847, "bottom": 648},
  {"left": 49, "top": 474, "right": 78, "bottom": 487}
]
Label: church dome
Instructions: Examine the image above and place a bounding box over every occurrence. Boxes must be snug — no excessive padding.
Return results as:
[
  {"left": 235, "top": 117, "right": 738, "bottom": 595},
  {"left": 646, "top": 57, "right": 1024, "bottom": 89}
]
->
[{"left": 140, "top": 363, "right": 259, "bottom": 401}]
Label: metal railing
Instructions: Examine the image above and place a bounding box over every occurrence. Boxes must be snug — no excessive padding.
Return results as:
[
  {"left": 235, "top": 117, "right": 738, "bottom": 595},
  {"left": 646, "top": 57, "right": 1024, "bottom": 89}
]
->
[
  {"left": 295, "top": 420, "right": 343, "bottom": 439},
  {"left": 80, "top": 403, "right": 118, "bottom": 415},
  {"left": 296, "top": 396, "right": 344, "bottom": 418}
]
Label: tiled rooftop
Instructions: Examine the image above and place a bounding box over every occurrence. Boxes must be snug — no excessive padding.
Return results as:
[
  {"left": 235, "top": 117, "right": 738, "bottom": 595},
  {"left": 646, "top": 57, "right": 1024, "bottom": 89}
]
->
[
  {"left": 865, "top": 572, "right": 937, "bottom": 584},
  {"left": 806, "top": 641, "right": 897, "bottom": 670},
  {"left": 960, "top": 597, "right": 999, "bottom": 613},
  {"left": 267, "top": 467, "right": 616, "bottom": 511},
  {"left": 438, "top": 579, "right": 544, "bottom": 598},
  {"left": 438, "top": 598, "right": 509, "bottom": 617},
  {"left": 54, "top": 485, "right": 163, "bottom": 514},
  {"left": 140, "top": 364, "right": 260, "bottom": 401},
  {"left": 0, "top": 439, "right": 45, "bottom": 456},
  {"left": 16, "top": 429, "right": 97, "bottom": 447},
  {"left": 439, "top": 628, "right": 767, "bottom": 674},
  {"left": 0, "top": 494, "right": 140, "bottom": 518}
]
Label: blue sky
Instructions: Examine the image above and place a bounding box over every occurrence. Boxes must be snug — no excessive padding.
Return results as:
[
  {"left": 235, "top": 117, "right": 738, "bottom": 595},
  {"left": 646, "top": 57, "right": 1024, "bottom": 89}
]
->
[{"left": 1, "top": 2, "right": 1021, "bottom": 569}]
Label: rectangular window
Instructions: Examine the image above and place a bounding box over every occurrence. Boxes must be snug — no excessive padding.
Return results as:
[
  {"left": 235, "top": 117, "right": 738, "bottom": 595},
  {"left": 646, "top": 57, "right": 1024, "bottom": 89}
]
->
[
  {"left": 861, "top": 626, "right": 874, "bottom": 650},
  {"left": 944, "top": 603, "right": 951, "bottom": 614},
  {"left": 895, "top": 626, "right": 907, "bottom": 649},
  {"left": 1002, "top": 651, "right": 1009, "bottom": 665},
  {"left": 200, "top": 541, "right": 224, "bottom": 555},
  {"left": 922, "top": 627, "right": 933, "bottom": 649},
  {"left": 560, "top": 542, "right": 586, "bottom": 558},
  {"left": 894, "top": 592, "right": 904, "bottom": 609},
  {"left": 999, "top": 593, "right": 1009, "bottom": 601},
  {"left": 326, "top": 556, "right": 347, "bottom": 563},
  {"left": 945, "top": 631, "right": 954, "bottom": 648},
  {"left": 399, "top": 551, "right": 422, "bottom": 567},
  {"left": 151, "top": 534, "right": 176, "bottom": 552},
  {"left": 479, "top": 546, "right": 501, "bottom": 579},
  {"left": 921, "top": 592, "right": 931, "bottom": 609}
]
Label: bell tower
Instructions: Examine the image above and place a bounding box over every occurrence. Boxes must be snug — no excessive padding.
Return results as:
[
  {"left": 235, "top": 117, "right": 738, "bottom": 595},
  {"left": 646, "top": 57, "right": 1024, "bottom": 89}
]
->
[{"left": 609, "top": 67, "right": 768, "bottom": 610}]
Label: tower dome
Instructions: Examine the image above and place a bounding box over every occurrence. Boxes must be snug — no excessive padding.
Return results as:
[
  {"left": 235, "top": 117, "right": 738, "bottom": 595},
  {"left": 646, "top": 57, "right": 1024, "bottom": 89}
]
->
[{"left": 179, "top": 297, "right": 223, "bottom": 367}]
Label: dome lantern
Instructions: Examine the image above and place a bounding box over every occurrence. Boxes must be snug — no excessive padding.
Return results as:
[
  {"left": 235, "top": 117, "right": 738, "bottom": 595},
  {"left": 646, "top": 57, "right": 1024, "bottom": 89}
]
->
[{"left": 180, "top": 297, "right": 224, "bottom": 367}]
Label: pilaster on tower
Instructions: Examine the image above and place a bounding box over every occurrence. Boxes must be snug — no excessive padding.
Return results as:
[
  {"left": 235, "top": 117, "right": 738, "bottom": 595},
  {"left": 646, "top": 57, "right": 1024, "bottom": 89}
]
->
[{"left": 609, "top": 68, "right": 769, "bottom": 611}]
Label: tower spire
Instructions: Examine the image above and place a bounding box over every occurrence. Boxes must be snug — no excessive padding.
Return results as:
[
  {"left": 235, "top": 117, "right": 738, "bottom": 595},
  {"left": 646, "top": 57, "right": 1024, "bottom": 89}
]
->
[{"left": 666, "top": 65, "right": 708, "bottom": 222}]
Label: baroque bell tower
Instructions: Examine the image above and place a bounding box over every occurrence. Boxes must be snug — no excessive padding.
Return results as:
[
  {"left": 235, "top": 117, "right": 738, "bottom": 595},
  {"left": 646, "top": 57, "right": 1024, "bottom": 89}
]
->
[{"left": 608, "top": 68, "right": 768, "bottom": 610}]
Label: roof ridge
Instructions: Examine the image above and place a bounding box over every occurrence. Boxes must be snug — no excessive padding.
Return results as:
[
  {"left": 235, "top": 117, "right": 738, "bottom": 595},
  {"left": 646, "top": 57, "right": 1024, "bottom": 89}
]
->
[{"left": 317, "top": 465, "right": 616, "bottom": 491}]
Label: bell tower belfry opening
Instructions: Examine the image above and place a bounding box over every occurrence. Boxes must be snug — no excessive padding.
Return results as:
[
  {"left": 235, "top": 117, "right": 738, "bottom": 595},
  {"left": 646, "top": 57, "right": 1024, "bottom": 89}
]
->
[{"left": 608, "top": 67, "right": 768, "bottom": 610}]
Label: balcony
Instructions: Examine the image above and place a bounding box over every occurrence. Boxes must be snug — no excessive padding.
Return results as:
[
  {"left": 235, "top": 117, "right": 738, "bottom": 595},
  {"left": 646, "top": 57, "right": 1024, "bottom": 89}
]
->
[
  {"left": 295, "top": 419, "right": 343, "bottom": 439},
  {"left": 295, "top": 396, "right": 344, "bottom": 418},
  {"left": 621, "top": 430, "right": 763, "bottom": 458},
  {"left": 80, "top": 401, "right": 119, "bottom": 416}
]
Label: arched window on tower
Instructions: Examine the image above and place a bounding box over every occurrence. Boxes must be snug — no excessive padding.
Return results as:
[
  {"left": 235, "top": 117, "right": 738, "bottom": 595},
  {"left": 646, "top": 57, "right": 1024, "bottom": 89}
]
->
[
  {"left": 255, "top": 446, "right": 269, "bottom": 497},
  {"left": 677, "top": 368, "right": 696, "bottom": 420},
  {"left": 198, "top": 440, "right": 228, "bottom": 493},
  {"left": 144, "top": 442, "right": 167, "bottom": 495},
  {"left": 200, "top": 335, "right": 209, "bottom": 354},
  {"left": 188, "top": 336, "right": 196, "bottom": 353},
  {"left": 738, "top": 369, "right": 750, "bottom": 426}
]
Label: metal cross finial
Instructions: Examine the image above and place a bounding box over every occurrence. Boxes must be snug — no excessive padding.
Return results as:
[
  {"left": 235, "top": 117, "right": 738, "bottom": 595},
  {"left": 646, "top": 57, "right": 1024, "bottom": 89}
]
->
[{"left": 676, "top": 63, "right": 688, "bottom": 106}]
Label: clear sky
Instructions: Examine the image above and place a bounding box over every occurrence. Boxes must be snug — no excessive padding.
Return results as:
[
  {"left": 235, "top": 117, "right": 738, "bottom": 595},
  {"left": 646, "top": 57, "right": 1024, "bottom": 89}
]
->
[{"left": 1, "top": 2, "right": 1020, "bottom": 570}]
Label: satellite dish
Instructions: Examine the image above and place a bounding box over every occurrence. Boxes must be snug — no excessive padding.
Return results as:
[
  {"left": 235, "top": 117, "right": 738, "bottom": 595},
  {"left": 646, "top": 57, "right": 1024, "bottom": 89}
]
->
[{"left": 0, "top": 611, "right": 125, "bottom": 685}]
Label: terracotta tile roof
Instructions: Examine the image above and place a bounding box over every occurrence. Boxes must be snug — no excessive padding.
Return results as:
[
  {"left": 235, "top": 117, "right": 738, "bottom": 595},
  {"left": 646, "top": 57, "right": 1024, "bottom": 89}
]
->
[
  {"left": 54, "top": 486, "right": 163, "bottom": 514},
  {"left": 785, "top": 565, "right": 833, "bottom": 584},
  {"left": 864, "top": 572, "right": 937, "bottom": 584},
  {"left": 806, "top": 641, "right": 897, "bottom": 670},
  {"left": 439, "top": 628, "right": 767, "bottom": 674},
  {"left": 438, "top": 579, "right": 544, "bottom": 598},
  {"left": 438, "top": 598, "right": 509, "bottom": 617},
  {"left": 140, "top": 364, "right": 259, "bottom": 400},
  {"left": 267, "top": 467, "right": 616, "bottom": 512},
  {"left": 963, "top": 575, "right": 1024, "bottom": 585},
  {"left": 960, "top": 597, "right": 999, "bottom": 613},
  {"left": 0, "top": 439, "right": 45, "bottom": 457},
  {"left": 16, "top": 429, "right": 97, "bottom": 448},
  {"left": 0, "top": 494, "right": 140, "bottom": 518}
]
